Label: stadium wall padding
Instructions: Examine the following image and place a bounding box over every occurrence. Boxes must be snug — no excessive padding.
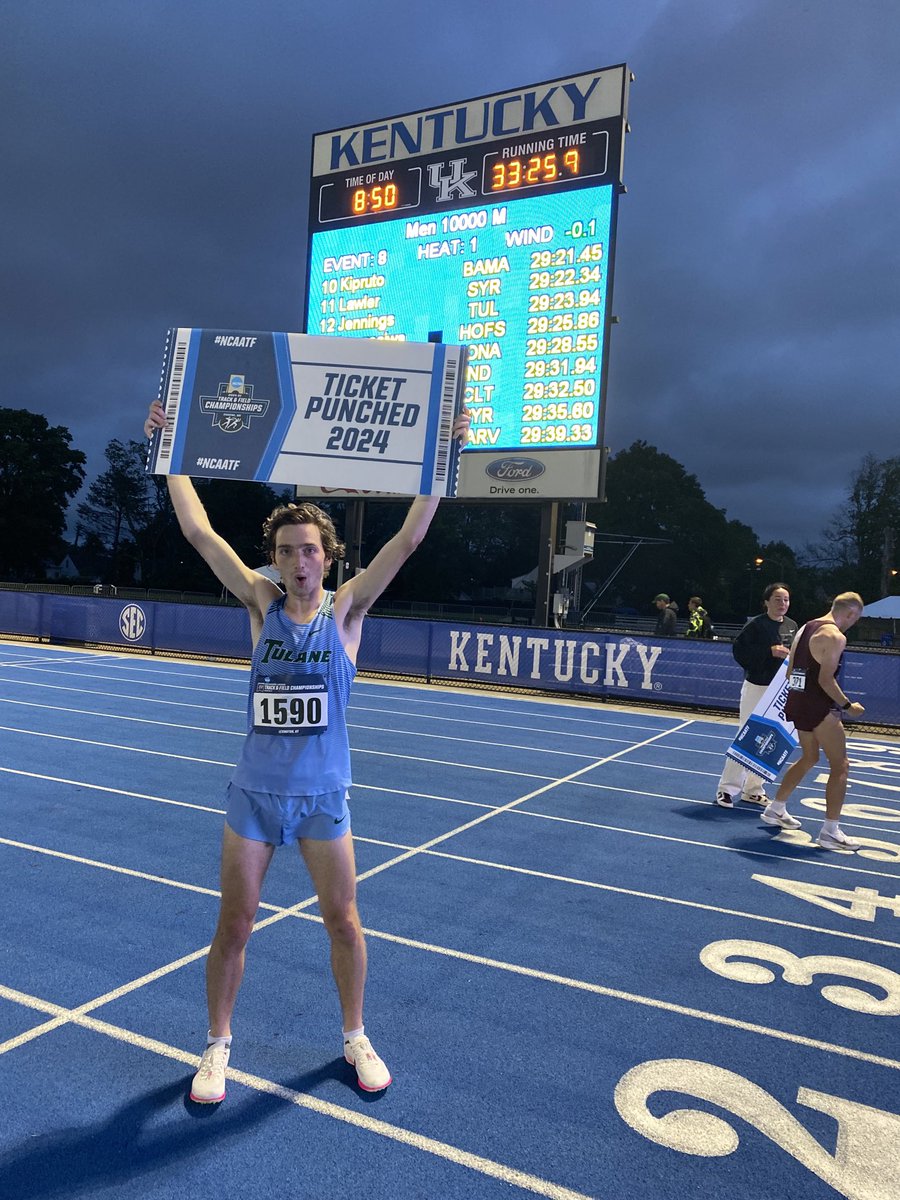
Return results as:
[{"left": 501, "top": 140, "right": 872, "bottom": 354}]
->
[{"left": 1, "top": 593, "right": 896, "bottom": 725}]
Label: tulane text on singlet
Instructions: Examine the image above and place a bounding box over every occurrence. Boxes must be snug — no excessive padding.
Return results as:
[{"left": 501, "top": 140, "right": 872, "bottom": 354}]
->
[{"left": 231, "top": 592, "right": 355, "bottom": 795}]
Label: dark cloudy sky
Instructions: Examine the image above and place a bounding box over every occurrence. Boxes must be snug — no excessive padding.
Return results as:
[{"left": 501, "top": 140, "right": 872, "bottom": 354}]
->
[{"left": 5, "top": 0, "right": 898, "bottom": 550}]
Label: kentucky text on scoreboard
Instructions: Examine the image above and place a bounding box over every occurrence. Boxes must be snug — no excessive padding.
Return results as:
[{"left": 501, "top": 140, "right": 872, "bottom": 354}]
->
[{"left": 304, "top": 65, "right": 630, "bottom": 500}]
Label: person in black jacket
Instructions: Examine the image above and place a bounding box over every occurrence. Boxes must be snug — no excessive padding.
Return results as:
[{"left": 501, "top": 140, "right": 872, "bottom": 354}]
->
[
  {"left": 653, "top": 593, "right": 678, "bottom": 637},
  {"left": 715, "top": 583, "right": 798, "bottom": 807}
]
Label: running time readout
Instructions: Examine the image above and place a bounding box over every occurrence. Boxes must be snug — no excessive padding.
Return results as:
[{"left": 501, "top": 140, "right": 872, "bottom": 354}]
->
[
  {"left": 490, "top": 149, "right": 582, "bottom": 192},
  {"left": 306, "top": 186, "right": 615, "bottom": 451}
]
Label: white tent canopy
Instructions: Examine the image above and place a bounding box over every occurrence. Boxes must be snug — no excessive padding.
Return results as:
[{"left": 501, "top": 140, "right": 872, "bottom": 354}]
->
[{"left": 863, "top": 596, "right": 900, "bottom": 618}]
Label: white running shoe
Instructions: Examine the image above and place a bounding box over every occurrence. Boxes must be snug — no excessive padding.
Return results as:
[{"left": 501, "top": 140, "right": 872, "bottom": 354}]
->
[
  {"left": 190, "top": 1040, "right": 230, "bottom": 1104},
  {"left": 741, "top": 791, "right": 769, "bottom": 806},
  {"left": 344, "top": 1035, "right": 391, "bottom": 1092},
  {"left": 817, "top": 828, "right": 861, "bottom": 851},
  {"left": 715, "top": 790, "right": 735, "bottom": 808},
  {"left": 761, "top": 804, "right": 801, "bottom": 829}
]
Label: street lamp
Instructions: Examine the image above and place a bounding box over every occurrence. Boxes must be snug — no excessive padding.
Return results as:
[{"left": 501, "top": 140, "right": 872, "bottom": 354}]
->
[{"left": 747, "top": 557, "right": 764, "bottom": 616}]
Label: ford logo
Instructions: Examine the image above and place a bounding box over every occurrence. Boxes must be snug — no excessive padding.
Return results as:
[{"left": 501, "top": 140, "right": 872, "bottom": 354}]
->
[{"left": 485, "top": 457, "right": 546, "bottom": 481}]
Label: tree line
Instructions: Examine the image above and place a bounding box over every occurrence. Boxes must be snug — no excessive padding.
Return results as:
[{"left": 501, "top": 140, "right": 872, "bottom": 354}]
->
[{"left": 1, "top": 406, "right": 896, "bottom": 624}]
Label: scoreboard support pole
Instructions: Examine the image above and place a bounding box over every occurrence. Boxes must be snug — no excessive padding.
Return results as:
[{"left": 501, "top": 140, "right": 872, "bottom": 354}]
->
[
  {"left": 345, "top": 499, "right": 365, "bottom": 578},
  {"left": 534, "top": 501, "right": 561, "bottom": 628}
]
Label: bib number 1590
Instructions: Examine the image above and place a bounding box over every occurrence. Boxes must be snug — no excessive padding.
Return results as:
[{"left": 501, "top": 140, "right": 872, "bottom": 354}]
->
[{"left": 254, "top": 693, "right": 327, "bottom": 731}]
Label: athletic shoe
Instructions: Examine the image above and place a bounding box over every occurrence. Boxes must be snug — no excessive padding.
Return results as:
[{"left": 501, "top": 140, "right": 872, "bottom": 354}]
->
[
  {"left": 761, "top": 804, "right": 802, "bottom": 830},
  {"left": 715, "top": 791, "right": 735, "bottom": 808},
  {"left": 345, "top": 1035, "right": 391, "bottom": 1092},
  {"left": 741, "top": 791, "right": 769, "bottom": 806},
  {"left": 817, "top": 828, "right": 861, "bottom": 851},
  {"left": 190, "top": 1040, "right": 230, "bottom": 1104}
]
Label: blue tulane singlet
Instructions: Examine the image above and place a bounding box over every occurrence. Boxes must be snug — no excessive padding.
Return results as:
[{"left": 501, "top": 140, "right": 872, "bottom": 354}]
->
[{"left": 231, "top": 592, "right": 356, "bottom": 795}]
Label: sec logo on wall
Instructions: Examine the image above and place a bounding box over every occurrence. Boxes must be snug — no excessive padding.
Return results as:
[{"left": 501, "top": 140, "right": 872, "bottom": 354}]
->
[{"left": 119, "top": 604, "right": 146, "bottom": 642}]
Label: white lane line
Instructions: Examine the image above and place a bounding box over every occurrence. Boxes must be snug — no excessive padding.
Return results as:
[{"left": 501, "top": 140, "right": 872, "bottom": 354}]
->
[
  {"left": 9, "top": 711, "right": 897, "bottom": 1091},
  {"left": 4, "top": 828, "right": 900, "bottom": 954},
  {"left": 0, "top": 693, "right": 621, "bottom": 763},
  {"left": 339, "top": 721, "right": 698, "bottom": 886},
  {"left": 358, "top": 783, "right": 492, "bottom": 810},
  {"left": 415, "top": 847, "right": 900, "bottom": 946},
  {"left": 0, "top": 697, "right": 243, "bottom": 735},
  {"left": 350, "top": 687, "right": 675, "bottom": 732},
  {"left": 0, "top": 898, "right": 320, "bottom": 1052},
  {"left": 0, "top": 653, "right": 127, "bottom": 668},
  {"left": 0, "top": 770, "right": 227, "bottom": 814},
  {"left": 4, "top": 890, "right": 900, "bottom": 1084},
  {"left": 0, "top": 987, "right": 593, "bottom": 1200},
  {"left": 4, "top": 735, "right": 897, "bottom": 838},
  {"left": 353, "top": 747, "right": 556, "bottom": 779},
  {"left": 0, "top": 728, "right": 235, "bottom": 766},
  {"left": 505, "top": 809, "right": 900, "bottom": 883},
  {"left": 4, "top": 690, "right": 895, "bottom": 802},
  {"left": 0, "top": 663, "right": 247, "bottom": 696},
  {"left": 347, "top": 703, "right": 645, "bottom": 747},
  {"left": 4, "top": 754, "right": 898, "bottom": 883},
  {"left": 5, "top": 700, "right": 897, "bottom": 816},
  {"left": 4, "top": 819, "right": 900, "bottom": 1082},
  {"left": 348, "top": 720, "right": 626, "bottom": 761},
  {"left": 0, "top": 676, "right": 245, "bottom": 714},
  {"left": 337, "top": 919, "right": 900, "bottom": 1072},
  {"left": 0, "top": 836, "right": 227, "bottom": 896},
  {"left": 836, "top": 775, "right": 900, "bottom": 797}
]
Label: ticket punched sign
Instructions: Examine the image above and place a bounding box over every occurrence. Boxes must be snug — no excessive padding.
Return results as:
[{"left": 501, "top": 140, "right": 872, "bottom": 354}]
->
[{"left": 147, "top": 328, "right": 467, "bottom": 497}]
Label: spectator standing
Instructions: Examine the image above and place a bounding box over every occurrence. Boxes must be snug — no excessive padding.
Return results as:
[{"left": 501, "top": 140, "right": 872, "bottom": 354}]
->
[
  {"left": 653, "top": 593, "right": 678, "bottom": 637},
  {"left": 686, "top": 596, "right": 713, "bottom": 639},
  {"left": 715, "top": 583, "right": 797, "bottom": 808}
]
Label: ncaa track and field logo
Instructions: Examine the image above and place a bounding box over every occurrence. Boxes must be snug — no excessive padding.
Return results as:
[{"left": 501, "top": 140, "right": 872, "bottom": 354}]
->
[
  {"left": 199, "top": 375, "right": 270, "bottom": 433},
  {"left": 119, "top": 604, "right": 146, "bottom": 642}
]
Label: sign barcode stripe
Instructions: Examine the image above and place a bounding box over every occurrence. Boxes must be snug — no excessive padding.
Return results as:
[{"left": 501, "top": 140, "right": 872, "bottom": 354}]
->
[
  {"left": 159, "top": 332, "right": 189, "bottom": 464},
  {"left": 433, "top": 352, "right": 457, "bottom": 483}
]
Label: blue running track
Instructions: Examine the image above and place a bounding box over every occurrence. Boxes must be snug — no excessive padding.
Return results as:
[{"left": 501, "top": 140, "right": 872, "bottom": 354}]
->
[{"left": 0, "top": 638, "right": 899, "bottom": 1200}]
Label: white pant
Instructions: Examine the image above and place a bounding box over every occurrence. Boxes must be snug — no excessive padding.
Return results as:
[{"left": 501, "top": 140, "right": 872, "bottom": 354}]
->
[{"left": 717, "top": 680, "right": 768, "bottom": 797}]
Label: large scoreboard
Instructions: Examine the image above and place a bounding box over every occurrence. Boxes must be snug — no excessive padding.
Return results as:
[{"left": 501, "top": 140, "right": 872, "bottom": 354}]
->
[{"left": 304, "top": 65, "right": 630, "bottom": 499}]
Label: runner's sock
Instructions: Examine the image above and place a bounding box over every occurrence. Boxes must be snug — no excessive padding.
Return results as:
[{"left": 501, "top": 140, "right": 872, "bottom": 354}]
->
[
  {"left": 822, "top": 820, "right": 839, "bottom": 837},
  {"left": 767, "top": 801, "right": 787, "bottom": 815},
  {"left": 207, "top": 1032, "right": 232, "bottom": 1047},
  {"left": 343, "top": 1025, "right": 364, "bottom": 1044}
]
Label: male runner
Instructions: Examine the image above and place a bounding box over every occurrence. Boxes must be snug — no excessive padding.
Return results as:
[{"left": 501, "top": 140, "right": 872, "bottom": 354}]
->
[
  {"left": 144, "top": 399, "right": 470, "bottom": 1102},
  {"left": 762, "top": 591, "right": 865, "bottom": 849}
]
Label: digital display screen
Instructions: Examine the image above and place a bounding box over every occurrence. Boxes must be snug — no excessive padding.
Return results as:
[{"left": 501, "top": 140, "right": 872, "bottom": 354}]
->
[
  {"left": 305, "top": 67, "right": 628, "bottom": 463},
  {"left": 307, "top": 185, "right": 614, "bottom": 450}
]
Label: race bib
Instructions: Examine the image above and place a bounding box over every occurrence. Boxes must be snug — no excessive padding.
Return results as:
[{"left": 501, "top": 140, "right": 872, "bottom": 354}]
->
[
  {"left": 788, "top": 668, "right": 807, "bottom": 692},
  {"left": 252, "top": 673, "right": 328, "bottom": 735}
]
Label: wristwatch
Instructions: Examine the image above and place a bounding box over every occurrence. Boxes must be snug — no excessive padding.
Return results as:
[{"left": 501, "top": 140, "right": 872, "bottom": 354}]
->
[{"left": 840, "top": 699, "right": 852, "bottom": 710}]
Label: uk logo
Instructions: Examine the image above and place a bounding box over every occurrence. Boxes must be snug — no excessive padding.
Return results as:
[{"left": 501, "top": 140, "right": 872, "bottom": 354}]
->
[
  {"left": 119, "top": 604, "right": 146, "bottom": 642},
  {"left": 426, "top": 159, "right": 478, "bottom": 203},
  {"left": 199, "top": 376, "right": 270, "bottom": 432}
]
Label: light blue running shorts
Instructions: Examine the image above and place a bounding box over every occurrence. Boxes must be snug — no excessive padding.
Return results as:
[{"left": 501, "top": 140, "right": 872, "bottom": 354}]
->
[{"left": 225, "top": 783, "right": 351, "bottom": 846}]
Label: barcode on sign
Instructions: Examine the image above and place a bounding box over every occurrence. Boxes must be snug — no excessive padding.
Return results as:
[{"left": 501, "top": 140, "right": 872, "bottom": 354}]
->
[
  {"left": 432, "top": 351, "right": 458, "bottom": 485},
  {"left": 158, "top": 331, "right": 189, "bottom": 466}
]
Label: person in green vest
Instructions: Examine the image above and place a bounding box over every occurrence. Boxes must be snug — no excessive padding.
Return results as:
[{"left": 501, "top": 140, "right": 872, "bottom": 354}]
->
[{"left": 685, "top": 596, "right": 713, "bottom": 639}]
